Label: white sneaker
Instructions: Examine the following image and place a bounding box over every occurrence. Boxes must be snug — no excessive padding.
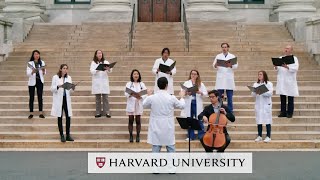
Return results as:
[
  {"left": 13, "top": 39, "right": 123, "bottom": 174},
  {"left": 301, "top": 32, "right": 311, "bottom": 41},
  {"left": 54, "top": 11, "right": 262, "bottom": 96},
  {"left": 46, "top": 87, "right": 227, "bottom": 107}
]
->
[
  {"left": 264, "top": 137, "right": 271, "bottom": 143},
  {"left": 255, "top": 136, "right": 262, "bottom": 142},
  {"left": 185, "top": 138, "right": 189, "bottom": 141}
]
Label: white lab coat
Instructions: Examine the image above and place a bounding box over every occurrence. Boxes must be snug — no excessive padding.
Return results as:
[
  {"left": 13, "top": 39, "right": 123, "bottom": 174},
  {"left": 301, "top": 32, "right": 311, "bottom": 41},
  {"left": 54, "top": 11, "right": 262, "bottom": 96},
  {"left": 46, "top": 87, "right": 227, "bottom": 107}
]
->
[
  {"left": 275, "top": 56, "right": 299, "bottom": 97},
  {"left": 50, "top": 75, "right": 74, "bottom": 117},
  {"left": 90, "top": 60, "right": 112, "bottom": 94},
  {"left": 251, "top": 81, "right": 273, "bottom": 124},
  {"left": 213, "top": 53, "right": 238, "bottom": 90},
  {"left": 180, "top": 80, "right": 208, "bottom": 117},
  {"left": 143, "top": 90, "right": 185, "bottom": 145},
  {"left": 125, "top": 81, "right": 147, "bottom": 114},
  {"left": 152, "top": 58, "right": 176, "bottom": 94},
  {"left": 26, "top": 60, "right": 46, "bottom": 86}
]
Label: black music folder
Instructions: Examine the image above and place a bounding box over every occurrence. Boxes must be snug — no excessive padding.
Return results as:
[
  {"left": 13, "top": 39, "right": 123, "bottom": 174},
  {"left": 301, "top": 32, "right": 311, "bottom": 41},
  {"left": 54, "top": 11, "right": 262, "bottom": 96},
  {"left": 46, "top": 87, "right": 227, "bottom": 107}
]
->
[
  {"left": 125, "top": 87, "right": 147, "bottom": 96},
  {"left": 272, "top": 55, "right": 294, "bottom": 66},
  {"left": 247, "top": 84, "right": 269, "bottom": 95},
  {"left": 216, "top": 57, "right": 237, "bottom": 67},
  {"left": 159, "top": 61, "right": 176, "bottom": 73},
  {"left": 96, "top": 62, "right": 117, "bottom": 71},
  {"left": 61, "top": 81, "right": 82, "bottom": 90},
  {"left": 180, "top": 83, "right": 199, "bottom": 94}
]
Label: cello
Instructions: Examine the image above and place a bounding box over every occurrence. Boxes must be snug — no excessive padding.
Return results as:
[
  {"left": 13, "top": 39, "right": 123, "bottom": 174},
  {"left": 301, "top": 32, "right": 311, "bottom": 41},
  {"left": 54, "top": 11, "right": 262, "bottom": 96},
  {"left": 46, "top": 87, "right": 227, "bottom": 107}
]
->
[{"left": 202, "top": 96, "right": 228, "bottom": 149}]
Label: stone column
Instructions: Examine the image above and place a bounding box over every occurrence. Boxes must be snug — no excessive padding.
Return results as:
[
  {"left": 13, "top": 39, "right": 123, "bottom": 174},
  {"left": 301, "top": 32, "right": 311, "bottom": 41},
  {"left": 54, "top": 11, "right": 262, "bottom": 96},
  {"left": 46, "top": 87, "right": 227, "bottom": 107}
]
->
[
  {"left": 3, "top": 0, "right": 43, "bottom": 13},
  {"left": 88, "top": 0, "right": 132, "bottom": 22},
  {"left": 274, "top": 0, "right": 316, "bottom": 21},
  {"left": 187, "top": 0, "right": 228, "bottom": 11},
  {"left": 90, "top": 0, "right": 131, "bottom": 12}
]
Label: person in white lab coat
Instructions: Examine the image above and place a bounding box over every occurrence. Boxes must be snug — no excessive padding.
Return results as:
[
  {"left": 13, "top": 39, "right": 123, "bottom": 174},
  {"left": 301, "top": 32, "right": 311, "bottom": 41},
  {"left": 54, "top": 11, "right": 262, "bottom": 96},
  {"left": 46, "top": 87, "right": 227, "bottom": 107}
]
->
[
  {"left": 90, "top": 50, "right": 112, "bottom": 118},
  {"left": 274, "top": 45, "right": 299, "bottom": 118},
  {"left": 125, "top": 69, "right": 147, "bottom": 143},
  {"left": 26, "top": 50, "right": 46, "bottom": 119},
  {"left": 143, "top": 77, "right": 185, "bottom": 153},
  {"left": 251, "top": 71, "right": 273, "bottom": 143},
  {"left": 213, "top": 43, "right": 238, "bottom": 113},
  {"left": 180, "top": 70, "right": 208, "bottom": 141},
  {"left": 152, "top": 48, "right": 176, "bottom": 95},
  {"left": 50, "top": 64, "right": 74, "bottom": 142}
]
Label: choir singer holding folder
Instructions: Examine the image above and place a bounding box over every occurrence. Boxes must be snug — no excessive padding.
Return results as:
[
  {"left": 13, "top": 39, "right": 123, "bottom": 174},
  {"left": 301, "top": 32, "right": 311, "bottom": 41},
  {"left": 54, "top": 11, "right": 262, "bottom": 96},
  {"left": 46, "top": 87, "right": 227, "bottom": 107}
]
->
[
  {"left": 50, "top": 64, "right": 74, "bottom": 142},
  {"left": 273, "top": 45, "right": 299, "bottom": 118},
  {"left": 124, "top": 69, "right": 147, "bottom": 143},
  {"left": 152, "top": 48, "right": 176, "bottom": 95},
  {"left": 249, "top": 71, "right": 273, "bottom": 143},
  {"left": 90, "top": 50, "right": 113, "bottom": 118},
  {"left": 213, "top": 43, "right": 238, "bottom": 113}
]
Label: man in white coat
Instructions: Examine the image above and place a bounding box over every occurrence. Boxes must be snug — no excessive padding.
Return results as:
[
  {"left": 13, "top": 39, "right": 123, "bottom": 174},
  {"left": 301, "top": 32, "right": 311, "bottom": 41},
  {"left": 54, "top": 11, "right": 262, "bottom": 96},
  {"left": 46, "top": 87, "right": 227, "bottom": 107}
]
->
[
  {"left": 143, "top": 77, "right": 185, "bottom": 153},
  {"left": 275, "top": 45, "right": 299, "bottom": 118},
  {"left": 213, "top": 43, "right": 238, "bottom": 113},
  {"left": 152, "top": 48, "right": 176, "bottom": 95}
]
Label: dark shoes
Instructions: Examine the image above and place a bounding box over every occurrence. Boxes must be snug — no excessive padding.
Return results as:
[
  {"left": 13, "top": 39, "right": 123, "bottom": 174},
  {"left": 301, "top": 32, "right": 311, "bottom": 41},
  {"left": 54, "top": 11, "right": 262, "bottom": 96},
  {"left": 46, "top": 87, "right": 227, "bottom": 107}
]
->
[
  {"left": 287, "top": 114, "right": 293, "bottom": 118},
  {"left": 95, "top": 114, "right": 101, "bottom": 118},
  {"left": 39, "top": 114, "right": 45, "bottom": 118},
  {"left": 129, "top": 134, "right": 133, "bottom": 143},
  {"left": 278, "top": 113, "right": 287, "bottom": 118},
  {"left": 66, "top": 135, "right": 74, "bottom": 141},
  {"left": 136, "top": 135, "right": 140, "bottom": 143},
  {"left": 106, "top": 114, "right": 111, "bottom": 118},
  {"left": 28, "top": 114, "right": 33, "bottom": 119},
  {"left": 60, "top": 135, "right": 66, "bottom": 142}
]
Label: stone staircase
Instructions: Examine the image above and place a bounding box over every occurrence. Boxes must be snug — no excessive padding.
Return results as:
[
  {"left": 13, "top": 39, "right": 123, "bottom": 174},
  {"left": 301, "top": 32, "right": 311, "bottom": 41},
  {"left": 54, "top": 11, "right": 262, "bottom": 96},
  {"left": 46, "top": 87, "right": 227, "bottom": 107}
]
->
[{"left": 0, "top": 22, "right": 319, "bottom": 151}]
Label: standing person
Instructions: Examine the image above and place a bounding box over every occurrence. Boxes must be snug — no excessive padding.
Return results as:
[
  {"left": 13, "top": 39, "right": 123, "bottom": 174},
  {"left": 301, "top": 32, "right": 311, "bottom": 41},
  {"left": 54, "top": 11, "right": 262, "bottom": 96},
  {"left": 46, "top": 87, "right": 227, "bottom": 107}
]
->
[
  {"left": 251, "top": 71, "right": 273, "bottom": 143},
  {"left": 198, "top": 90, "right": 235, "bottom": 152},
  {"left": 90, "top": 50, "right": 112, "bottom": 118},
  {"left": 143, "top": 77, "right": 185, "bottom": 153},
  {"left": 275, "top": 45, "right": 299, "bottom": 118},
  {"left": 125, "top": 69, "right": 147, "bottom": 143},
  {"left": 212, "top": 43, "right": 238, "bottom": 113},
  {"left": 180, "top": 70, "right": 208, "bottom": 141},
  {"left": 50, "top": 64, "right": 74, "bottom": 142},
  {"left": 152, "top": 48, "right": 176, "bottom": 95},
  {"left": 26, "top": 50, "right": 46, "bottom": 119}
]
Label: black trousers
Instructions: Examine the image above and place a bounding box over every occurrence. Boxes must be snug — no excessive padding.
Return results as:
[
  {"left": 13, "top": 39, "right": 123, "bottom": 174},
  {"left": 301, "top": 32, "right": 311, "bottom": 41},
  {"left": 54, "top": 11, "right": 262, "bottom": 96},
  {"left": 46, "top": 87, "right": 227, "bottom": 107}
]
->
[
  {"left": 28, "top": 78, "right": 43, "bottom": 112},
  {"left": 58, "top": 96, "right": 71, "bottom": 136},
  {"left": 200, "top": 134, "right": 231, "bottom": 152},
  {"left": 280, "top": 95, "right": 294, "bottom": 115}
]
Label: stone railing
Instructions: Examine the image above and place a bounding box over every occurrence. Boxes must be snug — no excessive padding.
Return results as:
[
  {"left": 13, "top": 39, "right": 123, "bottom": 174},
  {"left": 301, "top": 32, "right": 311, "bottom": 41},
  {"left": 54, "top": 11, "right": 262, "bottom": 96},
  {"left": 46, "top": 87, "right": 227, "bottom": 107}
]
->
[
  {"left": 0, "top": 18, "right": 13, "bottom": 62},
  {"left": 285, "top": 16, "right": 320, "bottom": 64}
]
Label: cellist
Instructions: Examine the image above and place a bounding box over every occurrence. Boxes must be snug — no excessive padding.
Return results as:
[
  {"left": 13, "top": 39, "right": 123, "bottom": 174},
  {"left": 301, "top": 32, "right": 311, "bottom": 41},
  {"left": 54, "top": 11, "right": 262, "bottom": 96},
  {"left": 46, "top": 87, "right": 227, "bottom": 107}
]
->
[{"left": 198, "top": 90, "right": 235, "bottom": 152}]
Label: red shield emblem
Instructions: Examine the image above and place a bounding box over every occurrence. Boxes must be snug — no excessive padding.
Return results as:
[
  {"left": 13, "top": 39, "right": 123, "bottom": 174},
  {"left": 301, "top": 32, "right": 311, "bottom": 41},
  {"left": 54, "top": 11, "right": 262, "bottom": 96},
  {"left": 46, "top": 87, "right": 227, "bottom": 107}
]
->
[{"left": 96, "top": 157, "right": 106, "bottom": 168}]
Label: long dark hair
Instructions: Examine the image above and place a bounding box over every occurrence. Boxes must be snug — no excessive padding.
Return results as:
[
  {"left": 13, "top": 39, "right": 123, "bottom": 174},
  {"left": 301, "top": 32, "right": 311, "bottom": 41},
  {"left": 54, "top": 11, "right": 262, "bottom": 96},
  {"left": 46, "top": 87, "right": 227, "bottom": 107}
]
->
[
  {"left": 93, "top": 50, "right": 105, "bottom": 64},
  {"left": 29, "top": 50, "right": 42, "bottom": 67},
  {"left": 188, "top": 69, "right": 201, "bottom": 87},
  {"left": 57, "top": 64, "right": 68, "bottom": 78},
  {"left": 130, "top": 69, "right": 142, "bottom": 82},
  {"left": 257, "top": 70, "right": 269, "bottom": 84}
]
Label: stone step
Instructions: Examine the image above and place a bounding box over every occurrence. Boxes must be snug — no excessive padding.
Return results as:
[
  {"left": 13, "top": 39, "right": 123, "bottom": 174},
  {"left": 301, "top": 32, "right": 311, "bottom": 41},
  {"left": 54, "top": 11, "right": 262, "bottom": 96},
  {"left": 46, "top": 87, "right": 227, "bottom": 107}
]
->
[
  {"left": 0, "top": 109, "right": 319, "bottom": 116},
  {"left": 1, "top": 116, "right": 319, "bottom": 124},
  {"left": 2, "top": 95, "right": 320, "bottom": 103},
  {"left": 0, "top": 131, "right": 319, "bottom": 141},
  {"left": 1, "top": 101, "right": 320, "bottom": 110},
  {"left": 0, "top": 123, "right": 319, "bottom": 132},
  {"left": 0, "top": 140, "right": 318, "bottom": 149}
]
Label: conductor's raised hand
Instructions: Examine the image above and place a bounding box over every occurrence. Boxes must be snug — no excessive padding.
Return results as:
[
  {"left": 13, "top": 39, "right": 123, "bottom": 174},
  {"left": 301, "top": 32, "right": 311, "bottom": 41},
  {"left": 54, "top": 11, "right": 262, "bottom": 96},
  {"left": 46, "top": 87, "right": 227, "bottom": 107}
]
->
[{"left": 179, "top": 90, "right": 186, "bottom": 98}]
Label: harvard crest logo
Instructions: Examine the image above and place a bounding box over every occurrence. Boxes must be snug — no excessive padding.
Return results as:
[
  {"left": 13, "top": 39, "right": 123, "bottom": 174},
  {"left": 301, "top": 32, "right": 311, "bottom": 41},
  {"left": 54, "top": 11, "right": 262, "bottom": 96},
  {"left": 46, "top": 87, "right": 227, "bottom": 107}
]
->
[{"left": 96, "top": 157, "right": 106, "bottom": 168}]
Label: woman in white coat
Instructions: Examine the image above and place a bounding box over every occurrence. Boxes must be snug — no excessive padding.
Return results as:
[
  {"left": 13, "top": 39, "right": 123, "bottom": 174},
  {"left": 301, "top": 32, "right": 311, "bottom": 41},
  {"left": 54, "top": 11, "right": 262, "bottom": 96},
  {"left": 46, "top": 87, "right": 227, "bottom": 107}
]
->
[
  {"left": 26, "top": 50, "right": 46, "bottom": 119},
  {"left": 51, "top": 64, "right": 74, "bottom": 143},
  {"left": 180, "top": 70, "right": 208, "bottom": 141},
  {"left": 275, "top": 45, "right": 299, "bottom": 118},
  {"left": 213, "top": 43, "right": 238, "bottom": 113},
  {"left": 251, "top": 71, "right": 273, "bottom": 143},
  {"left": 125, "top": 69, "right": 147, "bottom": 143},
  {"left": 90, "top": 50, "right": 112, "bottom": 118},
  {"left": 152, "top": 48, "right": 176, "bottom": 95}
]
